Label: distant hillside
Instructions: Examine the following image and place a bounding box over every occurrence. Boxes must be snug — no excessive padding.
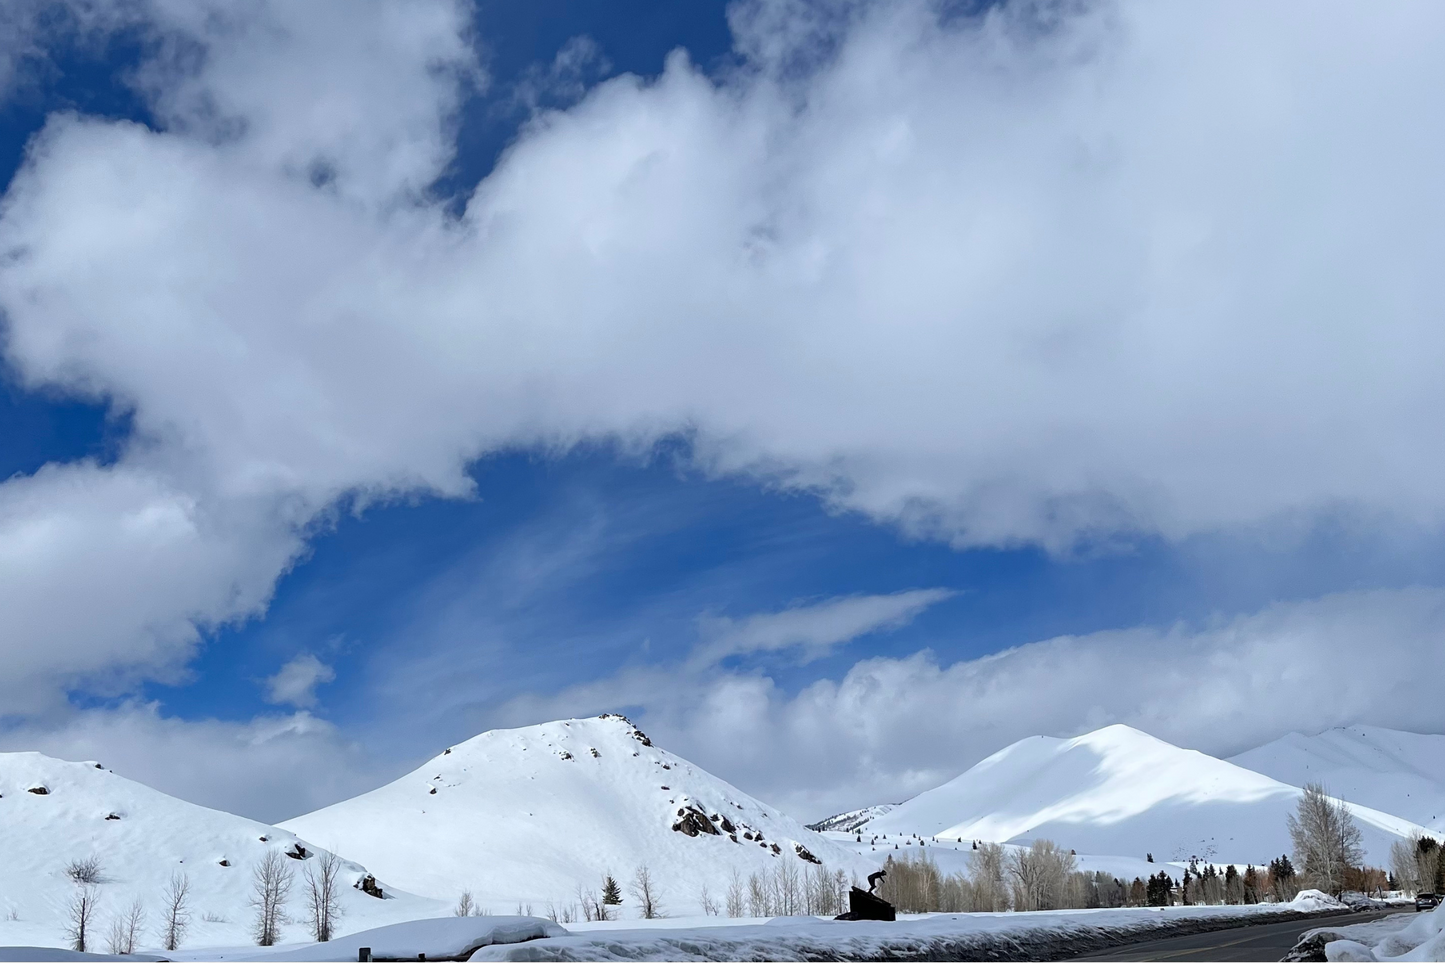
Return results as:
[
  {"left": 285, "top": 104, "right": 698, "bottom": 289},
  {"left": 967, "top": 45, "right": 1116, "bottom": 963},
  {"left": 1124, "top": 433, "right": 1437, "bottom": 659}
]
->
[
  {"left": 807, "top": 805, "right": 896, "bottom": 834},
  {"left": 1229, "top": 725, "right": 1445, "bottom": 833}
]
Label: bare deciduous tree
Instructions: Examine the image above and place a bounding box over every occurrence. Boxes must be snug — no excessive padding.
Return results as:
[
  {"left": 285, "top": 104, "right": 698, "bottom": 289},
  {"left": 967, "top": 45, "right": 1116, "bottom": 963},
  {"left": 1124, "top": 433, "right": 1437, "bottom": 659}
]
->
[
  {"left": 1288, "top": 783, "right": 1364, "bottom": 896},
  {"left": 968, "top": 842, "right": 1010, "bottom": 911},
  {"left": 105, "top": 899, "right": 146, "bottom": 955},
  {"left": 725, "top": 869, "right": 746, "bottom": 918},
  {"left": 302, "top": 849, "right": 345, "bottom": 941},
  {"left": 455, "top": 890, "right": 475, "bottom": 917},
  {"left": 1008, "top": 839, "right": 1075, "bottom": 911},
  {"left": 250, "top": 849, "right": 295, "bottom": 946},
  {"left": 64, "top": 885, "right": 101, "bottom": 952},
  {"left": 697, "top": 882, "right": 719, "bottom": 916},
  {"left": 160, "top": 872, "right": 191, "bottom": 951},
  {"left": 630, "top": 865, "right": 662, "bottom": 919}
]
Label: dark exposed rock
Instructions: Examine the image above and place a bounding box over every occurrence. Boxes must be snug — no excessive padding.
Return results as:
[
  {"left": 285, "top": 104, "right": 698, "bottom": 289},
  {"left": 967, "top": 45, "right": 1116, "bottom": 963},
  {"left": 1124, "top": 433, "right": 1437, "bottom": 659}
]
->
[
  {"left": 27, "top": 786, "right": 48, "bottom": 795},
  {"left": 671, "top": 806, "right": 722, "bottom": 837},
  {"left": 558, "top": 751, "right": 574, "bottom": 761},
  {"left": 358, "top": 874, "right": 384, "bottom": 899},
  {"left": 794, "top": 843, "right": 822, "bottom": 864},
  {"left": 105, "top": 813, "right": 121, "bottom": 821},
  {"left": 429, "top": 787, "right": 438, "bottom": 795},
  {"left": 720, "top": 816, "right": 737, "bottom": 834},
  {"left": 589, "top": 748, "right": 600, "bottom": 758},
  {"left": 219, "top": 859, "right": 230, "bottom": 867},
  {"left": 285, "top": 843, "right": 309, "bottom": 860}
]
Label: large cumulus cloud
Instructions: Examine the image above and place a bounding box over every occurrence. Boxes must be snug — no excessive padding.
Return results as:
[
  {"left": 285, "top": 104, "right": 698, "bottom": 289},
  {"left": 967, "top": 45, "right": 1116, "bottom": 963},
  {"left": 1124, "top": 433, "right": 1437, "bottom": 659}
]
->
[{"left": 2, "top": 0, "right": 1445, "bottom": 710}]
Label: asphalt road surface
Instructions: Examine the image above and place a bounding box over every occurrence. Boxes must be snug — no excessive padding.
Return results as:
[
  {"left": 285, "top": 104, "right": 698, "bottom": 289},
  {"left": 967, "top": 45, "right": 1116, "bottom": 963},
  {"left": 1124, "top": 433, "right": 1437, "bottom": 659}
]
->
[{"left": 1069, "top": 909, "right": 1405, "bottom": 962}]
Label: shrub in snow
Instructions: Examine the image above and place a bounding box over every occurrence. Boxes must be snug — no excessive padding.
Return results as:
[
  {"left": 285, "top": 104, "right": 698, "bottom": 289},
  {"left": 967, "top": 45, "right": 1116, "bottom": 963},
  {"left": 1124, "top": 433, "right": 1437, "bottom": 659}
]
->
[{"left": 64, "top": 856, "right": 102, "bottom": 885}]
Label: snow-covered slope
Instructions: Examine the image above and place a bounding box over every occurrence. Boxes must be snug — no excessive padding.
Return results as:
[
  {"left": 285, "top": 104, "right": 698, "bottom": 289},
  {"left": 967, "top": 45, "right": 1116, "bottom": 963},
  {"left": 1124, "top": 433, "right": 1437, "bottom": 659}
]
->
[
  {"left": 1228, "top": 725, "right": 1445, "bottom": 833},
  {"left": 281, "top": 716, "right": 871, "bottom": 914},
  {"left": 807, "top": 805, "right": 895, "bottom": 834},
  {"left": 860, "top": 725, "right": 1432, "bottom": 865},
  {"left": 0, "top": 752, "right": 444, "bottom": 952}
]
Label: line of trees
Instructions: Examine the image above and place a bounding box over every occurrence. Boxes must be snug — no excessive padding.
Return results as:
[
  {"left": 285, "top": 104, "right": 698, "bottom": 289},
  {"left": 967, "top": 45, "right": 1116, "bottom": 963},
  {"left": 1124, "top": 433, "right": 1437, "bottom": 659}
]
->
[{"left": 1391, "top": 834, "right": 1444, "bottom": 897}]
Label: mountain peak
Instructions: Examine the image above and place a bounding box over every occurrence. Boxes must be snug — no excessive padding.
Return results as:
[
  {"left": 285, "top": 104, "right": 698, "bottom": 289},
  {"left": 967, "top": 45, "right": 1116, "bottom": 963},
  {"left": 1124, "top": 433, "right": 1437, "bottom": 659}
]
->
[{"left": 280, "top": 715, "right": 868, "bottom": 912}]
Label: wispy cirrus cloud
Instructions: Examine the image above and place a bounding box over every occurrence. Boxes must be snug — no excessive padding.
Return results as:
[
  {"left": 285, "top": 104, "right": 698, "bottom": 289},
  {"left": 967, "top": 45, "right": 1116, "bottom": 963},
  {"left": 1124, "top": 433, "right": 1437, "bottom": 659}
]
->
[{"left": 690, "top": 588, "right": 955, "bottom": 668}]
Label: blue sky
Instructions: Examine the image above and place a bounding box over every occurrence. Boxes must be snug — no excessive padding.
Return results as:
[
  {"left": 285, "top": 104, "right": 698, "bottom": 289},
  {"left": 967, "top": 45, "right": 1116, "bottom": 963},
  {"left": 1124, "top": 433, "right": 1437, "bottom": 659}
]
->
[{"left": 2, "top": 0, "right": 1445, "bottom": 823}]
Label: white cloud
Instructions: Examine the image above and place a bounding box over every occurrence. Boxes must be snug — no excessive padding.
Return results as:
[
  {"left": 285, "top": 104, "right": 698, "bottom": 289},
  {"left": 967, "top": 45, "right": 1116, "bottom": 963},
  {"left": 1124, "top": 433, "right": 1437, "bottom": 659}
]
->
[
  {"left": 264, "top": 653, "right": 336, "bottom": 708},
  {"left": 0, "top": 702, "right": 388, "bottom": 823},
  {"left": 0, "top": 461, "right": 300, "bottom": 711},
  {"left": 495, "top": 587, "right": 1445, "bottom": 821},
  {"left": 3, "top": 0, "right": 1445, "bottom": 709},
  {"left": 692, "top": 588, "right": 955, "bottom": 666}
]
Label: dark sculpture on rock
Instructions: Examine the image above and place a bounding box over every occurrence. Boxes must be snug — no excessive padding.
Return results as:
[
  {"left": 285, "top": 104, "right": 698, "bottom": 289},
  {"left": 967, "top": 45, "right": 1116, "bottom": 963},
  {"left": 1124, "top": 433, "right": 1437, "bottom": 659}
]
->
[{"left": 834, "top": 869, "right": 895, "bottom": 921}]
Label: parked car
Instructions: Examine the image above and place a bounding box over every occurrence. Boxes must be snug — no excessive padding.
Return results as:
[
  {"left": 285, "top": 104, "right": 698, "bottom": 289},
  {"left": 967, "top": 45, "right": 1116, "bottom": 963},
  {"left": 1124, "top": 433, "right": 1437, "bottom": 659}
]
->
[{"left": 1416, "top": 893, "right": 1441, "bottom": 911}]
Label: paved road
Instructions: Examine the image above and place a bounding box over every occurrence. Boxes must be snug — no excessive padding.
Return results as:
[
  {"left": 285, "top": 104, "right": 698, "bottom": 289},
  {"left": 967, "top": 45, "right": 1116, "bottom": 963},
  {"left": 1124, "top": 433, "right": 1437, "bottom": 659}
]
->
[{"left": 1068, "top": 909, "right": 1405, "bottom": 962}]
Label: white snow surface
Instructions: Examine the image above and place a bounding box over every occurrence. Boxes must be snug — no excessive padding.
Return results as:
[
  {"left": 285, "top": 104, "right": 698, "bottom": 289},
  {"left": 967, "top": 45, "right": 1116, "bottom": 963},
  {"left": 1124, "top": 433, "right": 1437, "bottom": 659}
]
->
[
  {"left": 0, "top": 751, "right": 445, "bottom": 951},
  {"left": 166, "top": 916, "right": 567, "bottom": 961},
  {"left": 1309, "top": 903, "right": 1445, "bottom": 962},
  {"left": 1230, "top": 726, "right": 1445, "bottom": 834},
  {"left": 280, "top": 716, "right": 872, "bottom": 914},
  {"left": 469, "top": 898, "right": 1350, "bottom": 961},
  {"left": 860, "top": 725, "right": 1433, "bottom": 865}
]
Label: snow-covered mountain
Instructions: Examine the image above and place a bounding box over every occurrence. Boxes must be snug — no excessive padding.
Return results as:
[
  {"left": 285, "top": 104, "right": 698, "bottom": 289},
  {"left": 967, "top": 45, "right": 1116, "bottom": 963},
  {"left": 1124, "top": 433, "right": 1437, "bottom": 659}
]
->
[
  {"left": 1228, "top": 725, "right": 1445, "bottom": 834},
  {"left": 0, "top": 751, "right": 443, "bottom": 951},
  {"left": 281, "top": 715, "right": 871, "bottom": 915},
  {"left": 838, "top": 725, "right": 1433, "bottom": 866}
]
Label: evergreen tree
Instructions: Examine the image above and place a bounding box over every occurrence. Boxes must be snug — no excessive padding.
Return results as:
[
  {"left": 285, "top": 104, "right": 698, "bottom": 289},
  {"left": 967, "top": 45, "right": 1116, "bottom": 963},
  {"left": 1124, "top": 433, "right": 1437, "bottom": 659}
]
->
[
  {"left": 601, "top": 876, "right": 622, "bottom": 907},
  {"left": 1243, "top": 865, "right": 1260, "bottom": 904}
]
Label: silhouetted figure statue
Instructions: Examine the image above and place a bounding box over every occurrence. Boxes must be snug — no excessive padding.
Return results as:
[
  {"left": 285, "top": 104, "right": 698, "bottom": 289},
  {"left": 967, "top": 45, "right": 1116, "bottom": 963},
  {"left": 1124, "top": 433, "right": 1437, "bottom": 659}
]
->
[{"left": 835, "top": 869, "right": 895, "bottom": 921}]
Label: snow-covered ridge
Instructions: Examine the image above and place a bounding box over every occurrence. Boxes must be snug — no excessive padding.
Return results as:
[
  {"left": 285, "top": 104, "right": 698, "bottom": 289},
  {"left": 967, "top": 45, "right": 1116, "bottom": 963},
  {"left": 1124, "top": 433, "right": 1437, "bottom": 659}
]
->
[
  {"left": 280, "top": 715, "right": 871, "bottom": 913},
  {"left": 807, "top": 805, "right": 896, "bottom": 834},
  {"left": 0, "top": 752, "right": 444, "bottom": 951},
  {"left": 823, "top": 725, "right": 1436, "bottom": 865}
]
